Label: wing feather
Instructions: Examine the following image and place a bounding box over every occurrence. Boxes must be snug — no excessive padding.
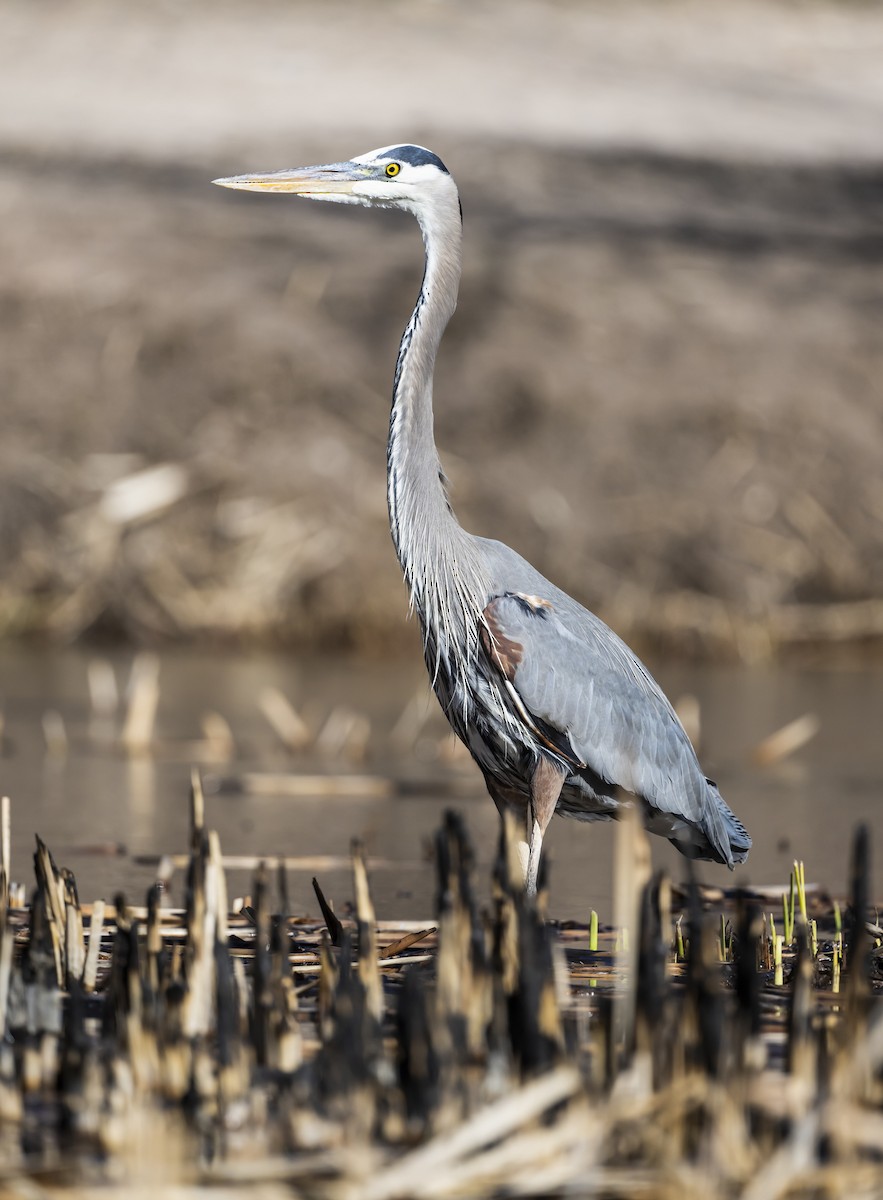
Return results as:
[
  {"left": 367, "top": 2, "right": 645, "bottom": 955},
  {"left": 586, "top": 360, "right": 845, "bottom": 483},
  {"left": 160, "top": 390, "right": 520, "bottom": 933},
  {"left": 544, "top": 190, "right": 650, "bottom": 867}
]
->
[{"left": 481, "top": 591, "right": 738, "bottom": 862}]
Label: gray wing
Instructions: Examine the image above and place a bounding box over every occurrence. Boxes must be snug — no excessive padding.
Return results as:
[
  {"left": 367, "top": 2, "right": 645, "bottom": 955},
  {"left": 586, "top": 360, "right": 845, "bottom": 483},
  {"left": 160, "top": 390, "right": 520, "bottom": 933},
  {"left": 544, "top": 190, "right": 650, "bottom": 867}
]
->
[{"left": 481, "top": 591, "right": 748, "bottom": 865}]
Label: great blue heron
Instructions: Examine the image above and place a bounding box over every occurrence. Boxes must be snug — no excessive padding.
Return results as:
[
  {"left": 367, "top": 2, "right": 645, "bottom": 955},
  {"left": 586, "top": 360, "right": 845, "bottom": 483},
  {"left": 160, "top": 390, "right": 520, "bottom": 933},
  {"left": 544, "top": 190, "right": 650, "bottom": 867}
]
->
[{"left": 214, "top": 144, "right": 751, "bottom": 894}]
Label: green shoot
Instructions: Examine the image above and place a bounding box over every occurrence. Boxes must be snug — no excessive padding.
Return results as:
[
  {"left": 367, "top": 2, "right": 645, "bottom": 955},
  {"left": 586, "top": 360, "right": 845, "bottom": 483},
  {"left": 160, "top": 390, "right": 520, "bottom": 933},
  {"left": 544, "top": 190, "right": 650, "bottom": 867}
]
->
[
  {"left": 782, "top": 888, "right": 793, "bottom": 946},
  {"left": 589, "top": 909, "right": 598, "bottom": 953},
  {"left": 794, "top": 859, "right": 807, "bottom": 926}
]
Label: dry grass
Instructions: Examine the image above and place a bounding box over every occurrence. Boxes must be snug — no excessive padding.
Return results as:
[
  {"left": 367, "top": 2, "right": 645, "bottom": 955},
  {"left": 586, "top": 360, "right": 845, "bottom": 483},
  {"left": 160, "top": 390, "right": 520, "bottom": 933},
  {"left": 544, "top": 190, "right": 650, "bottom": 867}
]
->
[{"left": 0, "top": 780, "right": 879, "bottom": 1197}]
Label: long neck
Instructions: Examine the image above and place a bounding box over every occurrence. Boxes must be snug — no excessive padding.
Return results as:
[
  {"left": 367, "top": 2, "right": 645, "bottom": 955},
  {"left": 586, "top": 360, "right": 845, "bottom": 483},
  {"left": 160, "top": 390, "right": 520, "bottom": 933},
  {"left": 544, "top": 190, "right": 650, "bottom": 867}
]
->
[{"left": 387, "top": 193, "right": 490, "bottom": 677}]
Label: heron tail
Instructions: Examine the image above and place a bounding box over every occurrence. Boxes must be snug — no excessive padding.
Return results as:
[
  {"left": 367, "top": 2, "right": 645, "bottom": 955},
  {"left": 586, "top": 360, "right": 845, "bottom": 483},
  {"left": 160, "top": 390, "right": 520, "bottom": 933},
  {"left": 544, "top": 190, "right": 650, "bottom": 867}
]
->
[{"left": 708, "top": 779, "right": 752, "bottom": 867}]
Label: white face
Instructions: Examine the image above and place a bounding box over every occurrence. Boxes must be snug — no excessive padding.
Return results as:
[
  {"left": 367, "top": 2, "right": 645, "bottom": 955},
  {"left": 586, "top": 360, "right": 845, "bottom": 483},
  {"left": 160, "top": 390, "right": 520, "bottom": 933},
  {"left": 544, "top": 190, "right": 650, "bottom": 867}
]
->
[{"left": 346, "top": 145, "right": 453, "bottom": 210}]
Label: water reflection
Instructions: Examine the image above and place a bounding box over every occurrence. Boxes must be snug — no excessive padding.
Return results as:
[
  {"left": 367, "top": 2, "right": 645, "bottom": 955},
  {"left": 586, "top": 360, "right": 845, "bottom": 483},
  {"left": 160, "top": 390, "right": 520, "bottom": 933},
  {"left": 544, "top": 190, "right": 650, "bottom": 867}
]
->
[{"left": 0, "top": 645, "right": 880, "bottom": 920}]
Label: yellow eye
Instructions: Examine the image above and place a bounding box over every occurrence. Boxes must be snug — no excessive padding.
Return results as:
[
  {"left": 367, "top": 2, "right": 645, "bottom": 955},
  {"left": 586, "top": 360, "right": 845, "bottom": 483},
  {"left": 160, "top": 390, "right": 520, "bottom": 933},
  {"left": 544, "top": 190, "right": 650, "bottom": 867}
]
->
[{"left": 385, "top": 162, "right": 401, "bottom": 178}]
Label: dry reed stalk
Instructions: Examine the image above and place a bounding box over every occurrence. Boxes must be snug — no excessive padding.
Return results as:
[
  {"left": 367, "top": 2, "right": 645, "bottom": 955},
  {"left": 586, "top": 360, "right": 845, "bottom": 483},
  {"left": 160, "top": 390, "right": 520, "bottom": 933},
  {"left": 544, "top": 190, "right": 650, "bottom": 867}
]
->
[
  {"left": 221, "top": 771, "right": 393, "bottom": 798},
  {"left": 494, "top": 811, "right": 524, "bottom": 996},
  {"left": 0, "top": 796, "right": 10, "bottom": 910},
  {"left": 136, "top": 852, "right": 407, "bottom": 872},
  {"left": 351, "top": 842, "right": 382, "bottom": 1024},
  {"left": 317, "top": 706, "right": 371, "bottom": 762},
  {"left": 751, "top": 713, "right": 820, "bottom": 767},
  {"left": 122, "top": 653, "right": 160, "bottom": 754},
  {"left": 317, "top": 930, "right": 338, "bottom": 1042},
  {"left": 379, "top": 927, "right": 436, "bottom": 959},
  {"left": 355, "top": 1066, "right": 583, "bottom": 1200},
  {"left": 189, "top": 767, "right": 205, "bottom": 853},
  {"left": 188, "top": 854, "right": 218, "bottom": 1040},
  {"left": 403, "top": 1103, "right": 598, "bottom": 1199},
  {"left": 208, "top": 830, "right": 228, "bottom": 944},
  {"left": 612, "top": 800, "right": 652, "bottom": 1064},
  {"left": 87, "top": 657, "right": 119, "bottom": 717},
  {"left": 34, "top": 837, "right": 66, "bottom": 987},
  {"left": 42, "top": 710, "right": 68, "bottom": 757},
  {"left": 78, "top": 901, "right": 105, "bottom": 1004},
  {"left": 0, "top": 785, "right": 879, "bottom": 1196},
  {"left": 258, "top": 686, "right": 311, "bottom": 752},
  {"left": 0, "top": 919, "right": 13, "bottom": 1035},
  {"left": 312, "top": 875, "right": 344, "bottom": 947},
  {"left": 199, "top": 711, "right": 235, "bottom": 762},
  {"left": 64, "top": 901, "right": 84, "bottom": 988},
  {"left": 433, "top": 811, "right": 485, "bottom": 1063}
]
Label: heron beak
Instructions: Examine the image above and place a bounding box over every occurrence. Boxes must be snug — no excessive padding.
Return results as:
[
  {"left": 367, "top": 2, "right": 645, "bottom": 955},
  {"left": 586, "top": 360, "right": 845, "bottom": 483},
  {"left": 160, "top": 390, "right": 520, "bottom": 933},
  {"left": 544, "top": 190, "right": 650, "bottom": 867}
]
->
[{"left": 212, "top": 163, "right": 363, "bottom": 198}]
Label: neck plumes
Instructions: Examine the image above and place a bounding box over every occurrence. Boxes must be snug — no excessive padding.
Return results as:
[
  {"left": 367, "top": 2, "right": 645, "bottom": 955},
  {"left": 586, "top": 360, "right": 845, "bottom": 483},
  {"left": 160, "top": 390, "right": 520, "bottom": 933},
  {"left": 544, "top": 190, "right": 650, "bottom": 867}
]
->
[{"left": 387, "top": 186, "right": 490, "bottom": 682}]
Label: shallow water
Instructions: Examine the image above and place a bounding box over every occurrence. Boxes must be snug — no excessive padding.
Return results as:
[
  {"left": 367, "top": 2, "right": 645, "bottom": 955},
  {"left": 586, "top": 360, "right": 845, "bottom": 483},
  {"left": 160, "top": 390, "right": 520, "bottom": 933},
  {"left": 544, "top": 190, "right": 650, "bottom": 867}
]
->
[{"left": 0, "top": 645, "right": 880, "bottom": 921}]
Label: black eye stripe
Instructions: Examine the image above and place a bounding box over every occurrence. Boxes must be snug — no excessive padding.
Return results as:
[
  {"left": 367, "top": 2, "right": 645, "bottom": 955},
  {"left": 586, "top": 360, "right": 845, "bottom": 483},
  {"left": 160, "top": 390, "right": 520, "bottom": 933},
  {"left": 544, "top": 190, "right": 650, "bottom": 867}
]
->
[{"left": 381, "top": 145, "right": 450, "bottom": 174}]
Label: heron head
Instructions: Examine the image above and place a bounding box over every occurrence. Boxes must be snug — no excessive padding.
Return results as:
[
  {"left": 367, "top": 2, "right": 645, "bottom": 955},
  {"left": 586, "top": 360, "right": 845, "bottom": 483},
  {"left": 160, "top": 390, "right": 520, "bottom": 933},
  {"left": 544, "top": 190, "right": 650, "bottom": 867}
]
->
[{"left": 213, "top": 144, "right": 456, "bottom": 216}]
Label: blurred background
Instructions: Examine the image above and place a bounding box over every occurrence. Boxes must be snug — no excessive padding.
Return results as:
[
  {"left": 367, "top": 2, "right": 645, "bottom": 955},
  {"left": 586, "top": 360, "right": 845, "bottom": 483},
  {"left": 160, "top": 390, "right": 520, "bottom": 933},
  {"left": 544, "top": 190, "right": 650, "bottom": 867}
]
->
[{"left": 0, "top": 0, "right": 881, "bottom": 915}]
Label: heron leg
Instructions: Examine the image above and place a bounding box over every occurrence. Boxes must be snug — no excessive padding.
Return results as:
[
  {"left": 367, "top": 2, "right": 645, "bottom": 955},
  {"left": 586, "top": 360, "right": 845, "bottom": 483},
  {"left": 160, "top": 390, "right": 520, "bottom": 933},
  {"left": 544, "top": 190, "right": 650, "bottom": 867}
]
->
[
  {"left": 526, "top": 756, "right": 566, "bottom": 897},
  {"left": 486, "top": 778, "right": 531, "bottom": 886}
]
